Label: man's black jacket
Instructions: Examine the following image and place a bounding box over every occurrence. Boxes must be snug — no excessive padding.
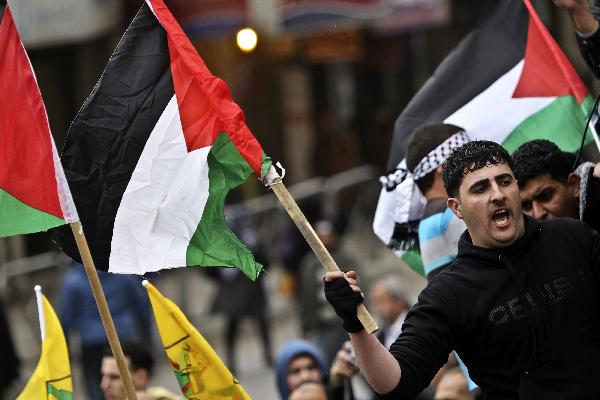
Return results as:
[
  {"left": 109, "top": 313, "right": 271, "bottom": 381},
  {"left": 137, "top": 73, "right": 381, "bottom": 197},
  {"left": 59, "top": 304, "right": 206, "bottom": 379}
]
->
[{"left": 383, "top": 216, "right": 600, "bottom": 400}]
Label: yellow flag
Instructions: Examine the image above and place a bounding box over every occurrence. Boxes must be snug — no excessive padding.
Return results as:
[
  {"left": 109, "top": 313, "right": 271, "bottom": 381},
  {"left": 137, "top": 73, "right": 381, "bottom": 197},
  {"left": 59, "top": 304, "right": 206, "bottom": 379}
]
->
[
  {"left": 17, "top": 293, "right": 73, "bottom": 400},
  {"left": 144, "top": 282, "right": 251, "bottom": 400}
]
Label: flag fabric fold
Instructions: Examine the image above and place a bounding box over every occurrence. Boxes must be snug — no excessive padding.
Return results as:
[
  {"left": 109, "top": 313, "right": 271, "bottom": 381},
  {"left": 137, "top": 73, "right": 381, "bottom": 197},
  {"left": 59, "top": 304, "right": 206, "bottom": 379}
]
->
[
  {"left": 53, "top": 0, "right": 270, "bottom": 280},
  {"left": 374, "top": 0, "right": 595, "bottom": 274},
  {"left": 0, "top": 1, "right": 78, "bottom": 238},
  {"left": 17, "top": 293, "right": 73, "bottom": 400},
  {"left": 144, "top": 281, "right": 251, "bottom": 400}
]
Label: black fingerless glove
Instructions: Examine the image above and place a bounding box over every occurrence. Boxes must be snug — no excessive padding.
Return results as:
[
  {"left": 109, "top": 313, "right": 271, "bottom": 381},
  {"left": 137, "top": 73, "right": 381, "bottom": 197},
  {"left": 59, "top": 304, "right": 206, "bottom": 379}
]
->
[{"left": 324, "top": 278, "right": 364, "bottom": 333}]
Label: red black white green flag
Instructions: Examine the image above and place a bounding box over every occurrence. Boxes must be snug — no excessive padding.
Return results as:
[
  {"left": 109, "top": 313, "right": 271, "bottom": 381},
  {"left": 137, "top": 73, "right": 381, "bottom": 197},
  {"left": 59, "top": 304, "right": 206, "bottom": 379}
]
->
[
  {"left": 374, "top": 0, "right": 595, "bottom": 273},
  {"left": 53, "top": 0, "right": 270, "bottom": 280},
  {"left": 0, "top": 0, "right": 78, "bottom": 238}
]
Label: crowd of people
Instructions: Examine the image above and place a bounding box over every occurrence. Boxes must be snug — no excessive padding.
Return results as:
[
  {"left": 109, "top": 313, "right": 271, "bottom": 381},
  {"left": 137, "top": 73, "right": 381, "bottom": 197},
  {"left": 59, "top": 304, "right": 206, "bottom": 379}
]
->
[
  {"left": 3, "top": 1, "right": 600, "bottom": 399},
  {"left": 48, "top": 123, "right": 599, "bottom": 400},
  {"left": 276, "top": 2, "right": 600, "bottom": 398},
  {"left": 323, "top": 136, "right": 600, "bottom": 399}
]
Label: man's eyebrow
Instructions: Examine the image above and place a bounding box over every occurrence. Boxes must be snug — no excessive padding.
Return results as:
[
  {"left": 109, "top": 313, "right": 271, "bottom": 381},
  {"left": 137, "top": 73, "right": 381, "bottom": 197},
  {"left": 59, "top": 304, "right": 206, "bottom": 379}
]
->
[
  {"left": 468, "top": 178, "right": 489, "bottom": 190},
  {"left": 533, "top": 186, "right": 553, "bottom": 198},
  {"left": 494, "top": 172, "right": 513, "bottom": 180}
]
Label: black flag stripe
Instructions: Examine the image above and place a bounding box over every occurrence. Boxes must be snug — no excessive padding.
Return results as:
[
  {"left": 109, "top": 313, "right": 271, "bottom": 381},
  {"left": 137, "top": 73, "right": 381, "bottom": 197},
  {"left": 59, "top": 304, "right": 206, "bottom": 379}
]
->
[
  {"left": 53, "top": 2, "right": 175, "bottom": 270},
  {"left": 387, "top": 0, "right": 528, "bottom": 169}
]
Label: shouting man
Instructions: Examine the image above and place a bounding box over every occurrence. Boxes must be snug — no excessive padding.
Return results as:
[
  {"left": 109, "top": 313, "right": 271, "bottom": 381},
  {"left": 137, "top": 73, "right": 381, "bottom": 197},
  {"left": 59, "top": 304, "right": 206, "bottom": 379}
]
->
[{"left": 324, "top": 141, "right": 600, "bottom": 399}]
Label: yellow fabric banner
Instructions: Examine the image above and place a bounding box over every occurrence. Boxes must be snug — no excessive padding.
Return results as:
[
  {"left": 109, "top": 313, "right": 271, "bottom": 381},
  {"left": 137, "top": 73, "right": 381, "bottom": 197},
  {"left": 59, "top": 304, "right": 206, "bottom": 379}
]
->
[
  {"left": 17, "top": 294, "right": 73, "bottom": 400},
  {"left": 144, "top": 282, "right": 251, "bottom": 399}
]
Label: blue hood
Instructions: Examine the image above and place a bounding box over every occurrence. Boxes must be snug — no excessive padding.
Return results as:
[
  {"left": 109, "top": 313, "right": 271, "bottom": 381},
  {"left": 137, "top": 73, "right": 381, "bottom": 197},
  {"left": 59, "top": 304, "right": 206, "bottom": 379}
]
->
[{"left": 274, "top": 339, "right": 327, "bottom": 399}]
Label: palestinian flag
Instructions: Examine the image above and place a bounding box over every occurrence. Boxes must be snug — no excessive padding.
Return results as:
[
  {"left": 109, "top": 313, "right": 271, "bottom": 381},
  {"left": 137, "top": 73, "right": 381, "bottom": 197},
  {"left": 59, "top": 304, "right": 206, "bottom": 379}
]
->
[
  {"left": 374, "top": 0, "right": 594, "bottom": 272},
  {"left": 53, "top": 0, "right": 270, "bottom": 280},
  {"left": 0, "top": 0, "right": 78, "bottom": 237}
]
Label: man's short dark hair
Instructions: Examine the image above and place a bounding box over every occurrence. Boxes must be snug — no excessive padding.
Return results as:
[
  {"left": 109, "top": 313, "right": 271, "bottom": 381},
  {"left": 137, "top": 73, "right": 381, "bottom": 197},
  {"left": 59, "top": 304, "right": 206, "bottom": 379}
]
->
[
  {"left": 406, "top": 123, "right": 464, "bottom": 193},
  {"left": 511, "top": 139, "right": 574, "bottom": 188},
  {"left": 103, "top": 342, "right": 154, "bottom": 375},
  {"left": 442, "top": 140, "right": 513, "bottom": 198}
]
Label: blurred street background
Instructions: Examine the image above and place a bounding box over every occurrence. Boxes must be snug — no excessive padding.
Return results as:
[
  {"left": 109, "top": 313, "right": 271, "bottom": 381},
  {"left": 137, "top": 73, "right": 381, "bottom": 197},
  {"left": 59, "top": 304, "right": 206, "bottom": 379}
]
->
[{"left": 1, "top": 0, "right": 599, "bottom": 398}]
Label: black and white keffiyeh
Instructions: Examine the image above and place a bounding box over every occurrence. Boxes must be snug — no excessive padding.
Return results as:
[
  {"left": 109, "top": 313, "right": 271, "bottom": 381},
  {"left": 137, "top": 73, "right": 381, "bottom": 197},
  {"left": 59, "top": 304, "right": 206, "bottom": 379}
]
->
[
  {"left": 375, "top": 131, "right": 470, "bottom": 252},
  {"left": 412, "top": 130, "right": 471, "bottom": 180}
]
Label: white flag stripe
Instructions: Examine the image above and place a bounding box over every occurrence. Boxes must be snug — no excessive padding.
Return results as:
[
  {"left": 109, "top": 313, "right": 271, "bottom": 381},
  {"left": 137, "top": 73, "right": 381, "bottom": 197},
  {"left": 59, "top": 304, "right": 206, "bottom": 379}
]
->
[
  {"left": 444, "top": 60, "right": 554, "bottom": 143},
  {"left": 373, "top": 186, "right": 397, "bottom": 246},
  {"left": 21, "top": 23, "right": 78, "bottom": 224},
  {"left": 110, "top": 95, "right": 211, "bottom": 274},
  {"left": 374, "top": 60, "right": 556, "bottom": 249},
  {"left": 51, "top": 135, "right": 79, "bottom": 223}
]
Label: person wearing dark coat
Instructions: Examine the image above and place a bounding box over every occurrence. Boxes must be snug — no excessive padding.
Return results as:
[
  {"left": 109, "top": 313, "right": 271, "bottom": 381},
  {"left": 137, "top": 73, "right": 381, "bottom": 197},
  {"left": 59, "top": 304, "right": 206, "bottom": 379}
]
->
[
  {"left": 208, "top": 222, "right": 272, "bottom": 375},
  {"left": 209, "top": 267, "right": 272, "bottom": 375},
  {"left": 324, "top": 141, "right": 600, "bottom": 399},
  {"left": 298, "top": 220, "right": 357, "bottom": 366},
  {"left": 0, "top": 293, "right": 19, "bottom": 397},
  {"left": 59, "top": 262, "right": 150, "bottom": 400},
  {"left": 275, "top": 339, "right": 328, "bottom": 400}
]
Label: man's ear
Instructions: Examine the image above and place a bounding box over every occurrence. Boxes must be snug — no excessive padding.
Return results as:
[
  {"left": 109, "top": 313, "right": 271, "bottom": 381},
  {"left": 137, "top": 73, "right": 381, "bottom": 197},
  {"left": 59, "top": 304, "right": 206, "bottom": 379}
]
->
[
  {"left": 447, "top": 197, "right": 463, "bottom": 219},
  {"left": 567, "top": 172, "right": 581, "bottom": 199}
]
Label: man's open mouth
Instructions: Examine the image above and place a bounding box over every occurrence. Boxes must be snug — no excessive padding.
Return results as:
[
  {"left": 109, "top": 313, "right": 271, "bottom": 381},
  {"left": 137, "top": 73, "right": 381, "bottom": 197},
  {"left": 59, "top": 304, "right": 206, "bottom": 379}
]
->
[{"left": 491, "top": 208, "right": 510, "bottom": 227}]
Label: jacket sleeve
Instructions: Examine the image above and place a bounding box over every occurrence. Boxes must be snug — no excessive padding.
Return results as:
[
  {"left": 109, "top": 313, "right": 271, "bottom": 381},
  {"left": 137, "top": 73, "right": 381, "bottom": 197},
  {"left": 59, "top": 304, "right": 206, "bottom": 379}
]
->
[
  {"left": 127, "top": 276, "right": 151, "bottom": 341},
  {"left": 375, "top": 279, "right": 459, "bottom": 399},
  {"left": 589, "top": 222, "right": 600, "bottom": 279},
  {"left": 581, "top": 171, "right": 600, "bottom": 233},
  {"left": 576, "top": 27, "right": 600, "bottom": 79},
  {"left": 57, "top": 271, "right": 81, "bottom": 336}
]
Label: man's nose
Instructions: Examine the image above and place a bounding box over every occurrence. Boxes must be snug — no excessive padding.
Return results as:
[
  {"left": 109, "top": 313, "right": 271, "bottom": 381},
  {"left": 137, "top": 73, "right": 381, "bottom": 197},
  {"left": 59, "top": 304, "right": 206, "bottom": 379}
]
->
[
  {"left": 299, "top": 368, "right": 313, "bottom": 381},
  {"left": 100, "top": 377, "right": 109, "bottom": 391},
  {"left": 532, "top": 201, "right": 548, "bottom": 220},
  {"left": 489, "top": 182, "right": 506, "bottom": 203}
]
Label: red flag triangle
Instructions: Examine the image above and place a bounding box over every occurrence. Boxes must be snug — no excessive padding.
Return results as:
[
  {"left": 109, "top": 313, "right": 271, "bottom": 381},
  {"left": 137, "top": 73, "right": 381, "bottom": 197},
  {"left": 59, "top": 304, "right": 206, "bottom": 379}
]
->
[{"left": 513, "top": 0, "right": 588, "bottom": 103}]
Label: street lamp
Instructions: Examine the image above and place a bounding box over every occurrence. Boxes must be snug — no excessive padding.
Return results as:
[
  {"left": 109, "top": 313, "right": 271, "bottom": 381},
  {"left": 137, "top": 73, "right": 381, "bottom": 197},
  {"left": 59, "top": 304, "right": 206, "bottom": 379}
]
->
[{"left": 236, "top": 27, "right": 258, "bottom": 53}]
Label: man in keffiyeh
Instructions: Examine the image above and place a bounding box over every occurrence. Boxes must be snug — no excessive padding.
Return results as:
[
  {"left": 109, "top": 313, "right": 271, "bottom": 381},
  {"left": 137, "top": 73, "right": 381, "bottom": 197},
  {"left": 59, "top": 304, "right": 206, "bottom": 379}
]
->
[
  {"left": 402, "top": 123, "right": 470, "bottom": 280},
  {"left": 375, "top": 124, "right": 471, "bottom": 277}
]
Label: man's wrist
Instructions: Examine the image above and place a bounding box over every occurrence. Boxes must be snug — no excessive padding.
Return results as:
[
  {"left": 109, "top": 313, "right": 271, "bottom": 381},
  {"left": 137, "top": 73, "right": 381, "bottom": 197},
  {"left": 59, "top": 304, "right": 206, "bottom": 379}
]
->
[{"left": 343, "top": 315, "right": 365, "bottom": 333}]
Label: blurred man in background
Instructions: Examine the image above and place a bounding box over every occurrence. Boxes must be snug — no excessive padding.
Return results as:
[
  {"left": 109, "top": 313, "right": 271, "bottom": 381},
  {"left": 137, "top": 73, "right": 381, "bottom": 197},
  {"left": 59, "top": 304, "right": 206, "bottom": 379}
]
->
[
  {"left": 100, "top": 342, "right": 153, "bottom": 400},
  {"left": 274, "top": 339, "right": 327, "bottom": 400},
  {"left": 434, "top": 367, "right": 473, "bottom": 400},
  {"left": 298, "top": 220, "right": 356, "bottom": 365},
  {"left": 369, "top": 276, "right": 409, "bottom": 349},
  {"left": 512, "top": 139, "right": 600, "bottom": 231},
  {"left": 59, "top": 262, "right": 150, "bottom": 400}
]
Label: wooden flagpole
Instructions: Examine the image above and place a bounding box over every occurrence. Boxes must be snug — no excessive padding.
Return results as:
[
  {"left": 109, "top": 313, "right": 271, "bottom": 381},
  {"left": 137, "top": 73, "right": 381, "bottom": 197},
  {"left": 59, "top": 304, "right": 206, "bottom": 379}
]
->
[
  {"left": 269, "top": 177, "right": 379, "bottom": 334},
  {"left": 69, "top": 221, "right": 139, "bottom": 400}
]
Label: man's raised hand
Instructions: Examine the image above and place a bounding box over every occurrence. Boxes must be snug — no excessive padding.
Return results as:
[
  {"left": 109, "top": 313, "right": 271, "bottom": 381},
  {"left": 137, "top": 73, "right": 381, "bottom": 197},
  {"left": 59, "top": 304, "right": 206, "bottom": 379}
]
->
[{"left": 324, "top": 271, "right": 364, "bottom": 333}]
